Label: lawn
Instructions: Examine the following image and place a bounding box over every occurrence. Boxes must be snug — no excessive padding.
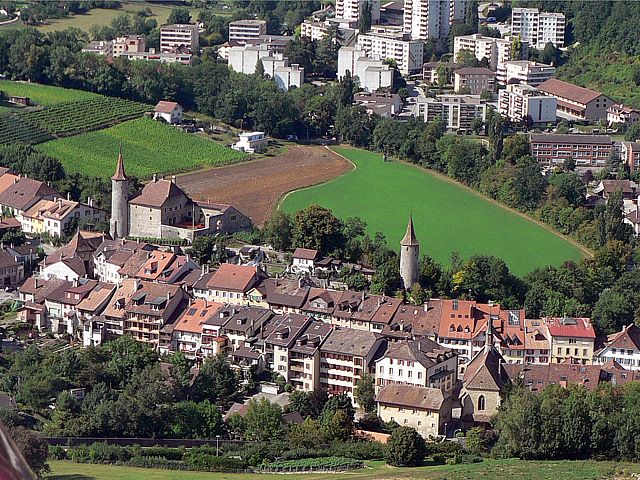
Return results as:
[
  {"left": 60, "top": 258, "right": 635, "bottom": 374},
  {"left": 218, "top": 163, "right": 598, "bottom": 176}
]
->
[
  {"left": 0, "top": 80, "right": 99, "bottom": 106},
  {"left": 36, "top": 2, "right": 200, "bottom": 33},
  {"left": 45, "top": 459, "right": 640, "bottom": 480},
  {"left": 281, "top": 146, "right": 587, "bottom": 276},
  {"left": 38, "top": 118, "right": 247, "bottom": 180}
]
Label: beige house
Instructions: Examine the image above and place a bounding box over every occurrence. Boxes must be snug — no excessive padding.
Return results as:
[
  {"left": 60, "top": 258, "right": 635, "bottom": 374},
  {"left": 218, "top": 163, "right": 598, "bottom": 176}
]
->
[
  {"left": 545, "top": 317, "right": 595, "bottom": 364},
  {"left": 202, "top": 264, "right": 265, "bottom": 305},
  {"left": 376, "top": 384, "right": 451, "bottom": 438},
  {"left": 375, "top": 338, "right": 458, "bottom": 394}
]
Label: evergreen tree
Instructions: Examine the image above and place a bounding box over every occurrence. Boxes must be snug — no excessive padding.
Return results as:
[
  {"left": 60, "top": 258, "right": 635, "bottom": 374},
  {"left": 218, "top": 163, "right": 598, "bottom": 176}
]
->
[
  {"left": 255, "top": 58, "right": 265, "bottom": 77},
  {"left": 358, "top": 1, "right": 372, "bottom": 33}
]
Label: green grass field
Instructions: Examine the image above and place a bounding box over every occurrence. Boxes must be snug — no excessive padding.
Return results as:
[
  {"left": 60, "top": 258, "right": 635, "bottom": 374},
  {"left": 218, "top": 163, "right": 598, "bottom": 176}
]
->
[
  {"left": 45, "top": 459, "right": 640, "bottom": 480},
  {"left": 38, "top": 117, "right": 247, "bottom": 179},
  {"left": 35, "top": 2, "right": 200, "bottom": 33},
  {"left": 0, "top": 80, "right": 99, "bottom": 106},
  {"left": 281, "top": 146, "right": 587, "bottom": 276}
]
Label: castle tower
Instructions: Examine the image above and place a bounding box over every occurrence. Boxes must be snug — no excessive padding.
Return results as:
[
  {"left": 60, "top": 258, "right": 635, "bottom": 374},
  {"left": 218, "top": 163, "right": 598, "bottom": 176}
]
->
[
  {"left": 109, "top": 146, "right": 129, "bottom": 239},
  {"left": 400, "top": 214, "right": 420, "bottom": 290}
]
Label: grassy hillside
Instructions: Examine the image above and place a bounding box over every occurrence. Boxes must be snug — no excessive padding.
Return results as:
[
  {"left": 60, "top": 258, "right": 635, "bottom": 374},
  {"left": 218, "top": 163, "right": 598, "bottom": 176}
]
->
[
  {"left": 0, "top": 80, "right": 99, "bottom": 106},
  {"left": 281, "top": 146, "right": 587, "bottom": 276},
  {"left": 46, "top": 458, "right": 640, "bottom": 480},
  {"left": 38, "top": 118, "right": 247, "bottom": 179}
]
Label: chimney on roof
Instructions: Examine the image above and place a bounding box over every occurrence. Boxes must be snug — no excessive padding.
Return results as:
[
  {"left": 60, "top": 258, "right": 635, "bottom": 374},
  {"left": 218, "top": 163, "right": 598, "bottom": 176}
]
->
[
  {"left": 66, "top": 192, "right": 70, "bottom": 201},
  {"left": 72, "top": 278, "right": 78, "bottom": 288},
  {"left": 204, "top": 298, "right": 207, "bottom": 308},
  {"left": 153, "top": 174, "right": 157, "bottom": 182},
  {"left": 34, "top": 278, "right": 38, "bottom": 289},
  {"left": 171, "top": 175, "right": 176, "bottom": 184},
  {"left": 166, "top": 291, "right": 171, "bottom": 303}
]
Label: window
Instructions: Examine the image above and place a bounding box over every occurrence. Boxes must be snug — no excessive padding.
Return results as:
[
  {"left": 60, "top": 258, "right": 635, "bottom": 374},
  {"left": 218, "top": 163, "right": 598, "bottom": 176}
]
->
[
  {"left": 379, "top": 366, "right": 384, "bottom": 374},
  {"left": 389, "top": 368, "right": 393, "bottom": 375},
  {"left": 417, "top": 372, "right": 422, "bottom": 380},
  {"left": 398, "top": 369, "right": 403, "bottom": 377},
  {"left": 408, "top": 371, "right": 413, "bottom": 378},
  {"left": 478, "top": 395, "right": 486, "bottom": 411}
]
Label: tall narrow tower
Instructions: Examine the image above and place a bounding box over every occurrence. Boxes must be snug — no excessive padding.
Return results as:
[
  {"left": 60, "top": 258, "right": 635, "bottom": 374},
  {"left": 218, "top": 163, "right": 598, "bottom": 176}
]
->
[
  {"left": 400, "top": 214, "right": 420, "bottom": 290},
  {"left": 110, "top": 146, "right": 129, "bottom": 239}
]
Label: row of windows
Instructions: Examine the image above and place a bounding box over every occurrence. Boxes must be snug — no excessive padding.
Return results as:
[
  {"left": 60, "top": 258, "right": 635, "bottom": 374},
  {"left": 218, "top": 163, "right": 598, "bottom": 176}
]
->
[{"left": 379, "top": 366, "right": 423, "bottom": 379}]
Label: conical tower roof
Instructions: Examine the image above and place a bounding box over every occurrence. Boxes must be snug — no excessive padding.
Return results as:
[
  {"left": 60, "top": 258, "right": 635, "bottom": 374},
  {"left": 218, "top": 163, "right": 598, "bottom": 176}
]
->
[
  {"left": 111, "top": 145, "right": 127, "bottom": 181},
  {"left": 401, "top": 214, "right": 419, "bottom": 247}
]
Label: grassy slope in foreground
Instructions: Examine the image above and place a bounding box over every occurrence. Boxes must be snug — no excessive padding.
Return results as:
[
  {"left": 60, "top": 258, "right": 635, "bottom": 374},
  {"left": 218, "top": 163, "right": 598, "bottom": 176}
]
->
[
  {"left": 0, "top": 80, "right": 99, "bottom": 106},
  {"left": 45, "top": 459, "right": 640, "bottom": 480},
  {"left": 281, "top": 146, "right": 586, "bottom": 276},
  {"left": 38, "top": 118, "right": 247, "bottom": 180}
]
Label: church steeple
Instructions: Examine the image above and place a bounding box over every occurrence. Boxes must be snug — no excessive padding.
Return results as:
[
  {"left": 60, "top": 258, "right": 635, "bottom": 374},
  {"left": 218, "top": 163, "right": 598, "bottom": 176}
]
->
[{"left": 400, "top": 214, "right": 420, "bottom": 290}]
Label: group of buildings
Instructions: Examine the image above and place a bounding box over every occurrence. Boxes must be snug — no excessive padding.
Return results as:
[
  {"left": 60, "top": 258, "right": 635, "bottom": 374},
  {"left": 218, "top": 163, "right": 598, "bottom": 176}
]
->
[
  {"left": 12, "top": 191, "right": 640, "bottom": 437},
  {"left": 82, "top": 24, "right": 199, "bottom": 64}
]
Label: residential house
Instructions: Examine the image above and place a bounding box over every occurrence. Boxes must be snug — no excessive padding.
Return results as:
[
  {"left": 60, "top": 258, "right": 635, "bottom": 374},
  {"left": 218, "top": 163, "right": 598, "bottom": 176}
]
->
[
  {"left": 123, "top": 280, "right": 187, "bottom": 348},
  {"left": 319, "top": 328, "right": 385, "bottom": 401},
  {"left": 337, "top": 47, "right": 393, "bottom": 92},
  {"left": 0, "top": 177, "right": 58, "bottom": 220},
  {"left": 134, "top": 250, "right": 199, "bottom": 285},
  {"left": 353, "top": 92, "right": 402, "bottom": 118},
  {"left": 302, "top": 287, "right": 343, "bottom": 323},
  {"left": 414, "top": 94, "right": 488, "bottom": 133},
  {"left": 375, "top": 339, "right": 458, "bottom": 394},
  {"left": 160, "top": 24, "right": 199, "bottom": 53},
  {"left": 220, "top": 305, "right": 274, "bottom": 350},
  {"left": 265, "top": 314, "right": 315, "bottom": 386},
  {"left": 93, "top": 239, "right": 156, "bottom": 284},
  {"left": 498, "top": 84, "right": 557, "bottom": 124},
  {"left": 330, "top": 291, "right": 402, "bottom": 333},
  {"left": 45, "top": 279, "right": 99, "bottom": 336},
  {"left": 595, "top": 324, "right": 640, "bottom": 370},
  {"left": 171, "top": 299, "right": 224, "bottom": 358},
  {"left": 18, "top": 277, "right": 67, "bottom": 329},
  {"left": 497, "top": 60, "right": 556, "bottom": 87},
  {"left": 248, "top": 277, "right": 310, "bottom": 314},
  {"left": 607, "top": 104, "right": 640, "bottom": 127},
  {"left": 546, "top": 317, "right": 596, "bottom": 364},
  {"left": 203, "top": 263, "right": 265, "bottom": 305},
  {"left": 21, "top": 197, "right": 105, "bottom": 238},
  {"left": 376, "top": 384, "right": 451, "bottom": 437},
  {"left": 232, "top": 132, "right": 268, "bottom": 154},
  {"left": 153, "top": 101, "right": 183, "bottom": 124},
  {"left": 0, "top": 249, "right": 24, "bottom": 287},
  {"left": 291, "top": 248, "right": 320, "bottom": 274},
  {"left": 621, "top": 142, "right": 640, "bottom": 175}
]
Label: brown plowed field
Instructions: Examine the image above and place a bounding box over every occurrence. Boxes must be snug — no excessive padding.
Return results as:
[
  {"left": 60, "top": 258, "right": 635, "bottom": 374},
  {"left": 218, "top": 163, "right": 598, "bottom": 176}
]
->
[{"left": 177, "top": 145, "right": 352, "bottom": 226}]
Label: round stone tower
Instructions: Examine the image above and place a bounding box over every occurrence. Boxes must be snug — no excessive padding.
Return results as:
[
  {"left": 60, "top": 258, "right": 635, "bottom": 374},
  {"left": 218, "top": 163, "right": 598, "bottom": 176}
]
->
[
  {"left": 109, "top": 146, "right": 129, "bottom": 239},
  {"left": 400, "top": 214, "right": 420, "bottom": 290}
]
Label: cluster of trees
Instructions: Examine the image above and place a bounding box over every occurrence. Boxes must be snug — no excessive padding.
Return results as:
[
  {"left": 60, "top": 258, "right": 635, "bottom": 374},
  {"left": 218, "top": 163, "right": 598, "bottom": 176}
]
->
[
  {"left": 495, "top": 383, "right": 640, "bottom": 462},
  {"left": 18, "top": 0, "right": 121, "bottom": 25},
  {"left": 0, "top": 337, "right": 242, "bottom": 441}
]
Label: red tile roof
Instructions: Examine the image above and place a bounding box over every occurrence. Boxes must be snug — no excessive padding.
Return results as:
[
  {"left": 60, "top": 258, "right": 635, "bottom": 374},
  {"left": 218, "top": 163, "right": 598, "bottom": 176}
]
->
[
  {"left": 293, "top": 248, "right": 319, "bottom": 260},
  {"left": 545, "top": 317, "right": 595, "bottom": 339},
  {"left": 129, "top": 179, "right": 187, "bottom": 208},
  {"left": 537, "top": 78, "right": 606, "bottom": 105},
  {"left": 175, "top": 299, "right": 224, "bottom": 334},
  {"left": 376, "top": 384, "right": 447, "bottom": 410},
  {"left": 206, "top": 263, "right": 259, "bottom": 292},
  {"left": 154, "top": 101, "right": 181, "bottom": 113}
]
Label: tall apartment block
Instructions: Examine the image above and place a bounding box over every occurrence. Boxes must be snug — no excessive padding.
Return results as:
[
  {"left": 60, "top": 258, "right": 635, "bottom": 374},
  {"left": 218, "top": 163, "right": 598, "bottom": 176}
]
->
[
  {"left": 356, "top": 26, "right": 424, "bottom": 75},
  {"left": 160, "top": 24, "right": 199, "bottom": 53},
  {"left": 511, "top": 8, "right": 565, "bottom": 49},
  {"left": 335, "top": 0, "right": 381, "bottom": 22},
  {"left": 453, "top": 33, "right": 528, "bottom": 72},
  {"left": 228, "top": 19, "right": 267, "bottom": 44}
]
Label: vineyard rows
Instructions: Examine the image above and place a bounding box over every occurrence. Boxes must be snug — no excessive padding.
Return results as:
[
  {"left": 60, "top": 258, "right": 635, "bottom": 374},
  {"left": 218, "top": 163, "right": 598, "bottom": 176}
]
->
[
  {"left": 0, "top": 114, "right": 53, "bottom": 145},
  {"left": 19, "top": 97, "right": 152, "bottom": 136}
]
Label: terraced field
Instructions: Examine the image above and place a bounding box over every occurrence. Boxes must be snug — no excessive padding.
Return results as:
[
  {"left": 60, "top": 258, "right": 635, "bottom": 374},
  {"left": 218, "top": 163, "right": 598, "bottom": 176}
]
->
[
  {"left": 0, "top": 114, "right": 53, "bottom": 145},
  {"left": 20, "top": 97, "right": 152, "bottom": 136},
  {"left": 39, "top": 118, "right": 247, "bottom": 179}
]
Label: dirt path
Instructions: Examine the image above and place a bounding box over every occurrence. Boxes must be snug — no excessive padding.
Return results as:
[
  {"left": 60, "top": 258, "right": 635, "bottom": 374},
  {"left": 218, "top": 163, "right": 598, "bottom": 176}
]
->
[{"left": 177, "top": 145, "right": 352, "bottom": 226}]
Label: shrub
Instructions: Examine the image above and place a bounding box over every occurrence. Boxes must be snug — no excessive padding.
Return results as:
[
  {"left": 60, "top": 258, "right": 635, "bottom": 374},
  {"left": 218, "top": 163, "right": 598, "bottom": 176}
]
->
[
  {"left": 139, "top": 446, "right": 186, "bottom": 461},
  {"left": 329, "top": 440, "right": 386, "bottom": 460},
  {"left": 385, "top": 426, "right": 426, "bottom": 467},
  {"left": 48, "top": 445, "right": 68, "bottom": 460},
  {"left": 263, "top": 456, "right": 363, "bottom": 471},
  {"left": 88, "top": 442, "right": 132, "bottom": 463},
  {"left": 183, "top": 453, "right": 247, "bottom": 472},
  {"left": 126, "top": 456, "right": 187, "bottom": 470}
]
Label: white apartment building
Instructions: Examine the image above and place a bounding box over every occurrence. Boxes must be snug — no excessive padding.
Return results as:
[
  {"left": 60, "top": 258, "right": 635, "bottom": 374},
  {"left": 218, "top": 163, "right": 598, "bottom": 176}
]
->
[
  {"left": 403, "top": 0, "right": 452, "bottom": 40},
  {"left": 338, "top": 46, "right": 393, "bottom": 91},
  {"left": 414, "top": 94, "right": 488, "bottom": 132},
  {"left": 228, "top": 19, "right": 267, "bottom": 44},
  {"left": 454, "top": 34, "right": 528, "bottom": 72},
  {"left": 498, "top": 84, "right": 557, "bottom": 124},
  {"left": 336, "top": 0, "right": 381, "bottom": 22},
  {"left": 228, "top": 44, "right": 303, "bottom": 91},
  {"left": 301, "top": 17, "right": 358, "bottom": 43},
  {"left": 356, "top": 27, "right": 424, "bottom": 75},
  {"left": 511, "top": 8, "right": 565, "bottom": 49},
  {"left": 160, "top": 24, "right": 199, "bottom": 53},
  {"left": 497, "top": 60, "right": 556, "bottom": 86}
]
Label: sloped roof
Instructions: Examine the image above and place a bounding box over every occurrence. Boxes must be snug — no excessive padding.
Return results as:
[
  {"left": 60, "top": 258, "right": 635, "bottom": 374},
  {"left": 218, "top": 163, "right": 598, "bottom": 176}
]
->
[
  {"left": 175, "top": 299, "right": 224, "bottom": 334},
  {"left": 154, "top": 101, "right": 181, "bottom": 113},
  {"left": 401, "top": 215, "right": 419, "bottom": 246},
  {"left": 607, "top": 324, "right": 640, "bottom": 351},
  {"left": 376, "top": 384, "right": 447, "bottom": 410},
  {"left": 321, "top": 328, "right": 380, "bottom": 357},
  {"left": 537, "top": 78, "right": 606, "bottom": 105},
  {"left": 464, "top": 345, "right": 508, "bottom": 392},
  {"left": 293, "top": 248, "right": 319, "bottom": 260},
  {"left": 0, "top": 177, "right": 58, "bottom": 210},
  {"left": 129, "top": 179, "right": 188, "bottom": 208},
  {"left": 206, "top": 263, "right": 259, "bottom": 292}
]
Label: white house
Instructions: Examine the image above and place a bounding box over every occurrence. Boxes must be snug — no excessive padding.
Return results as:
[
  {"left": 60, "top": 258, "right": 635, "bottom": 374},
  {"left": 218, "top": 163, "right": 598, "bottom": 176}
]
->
[
  {"left": 291, "top": 248, "right": 319, "bottom": 274},
  {"left": 232, "top": 132, "right": 268, "bottom": 154},
  {"left": 596, "top": 324, "right": 640, "bottom": 370},
  {"left": 41, "top": 256, "right": 87, "bottom": 282},
  {"left": 153, "top": 101, "right": 183, "bottom": 124}
]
